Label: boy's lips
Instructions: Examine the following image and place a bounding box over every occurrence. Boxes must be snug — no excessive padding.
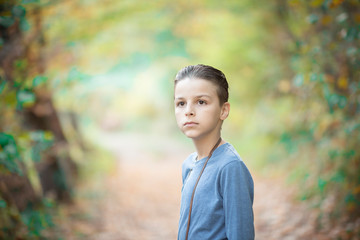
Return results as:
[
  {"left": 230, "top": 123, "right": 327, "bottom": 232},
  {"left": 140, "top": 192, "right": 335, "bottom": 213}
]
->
[{"left": 184, "top": 121, "right": 198, "bottom": 126}]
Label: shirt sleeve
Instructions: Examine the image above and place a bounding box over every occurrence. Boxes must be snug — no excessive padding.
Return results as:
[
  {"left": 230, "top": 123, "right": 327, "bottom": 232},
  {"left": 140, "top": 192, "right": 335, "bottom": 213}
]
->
[{"left": 219, "top": 160, "right": 254, "bottom": 240}]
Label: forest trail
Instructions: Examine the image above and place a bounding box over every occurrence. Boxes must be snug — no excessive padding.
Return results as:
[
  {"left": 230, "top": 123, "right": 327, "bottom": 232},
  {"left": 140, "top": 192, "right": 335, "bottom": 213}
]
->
[{"left": 56, "top": 131, "right": 326, "bottom": 240}]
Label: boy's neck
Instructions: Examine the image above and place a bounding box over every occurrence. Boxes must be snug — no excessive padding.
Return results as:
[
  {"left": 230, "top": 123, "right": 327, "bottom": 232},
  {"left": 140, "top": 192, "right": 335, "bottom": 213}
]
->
[{"left": 193, "top": 134, "right": 224, "bottom": 160}]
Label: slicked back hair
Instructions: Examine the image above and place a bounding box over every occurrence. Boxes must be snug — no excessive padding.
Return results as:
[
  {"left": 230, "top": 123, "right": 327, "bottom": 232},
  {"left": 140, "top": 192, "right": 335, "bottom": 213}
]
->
[{"left": 175, "top": 64, "right": 229, "bottom": 106}]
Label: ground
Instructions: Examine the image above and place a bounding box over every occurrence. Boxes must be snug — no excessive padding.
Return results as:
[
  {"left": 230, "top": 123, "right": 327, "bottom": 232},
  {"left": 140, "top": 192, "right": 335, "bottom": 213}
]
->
[{"left": 51, "top": 131, "right": 349, "bottom": 240}]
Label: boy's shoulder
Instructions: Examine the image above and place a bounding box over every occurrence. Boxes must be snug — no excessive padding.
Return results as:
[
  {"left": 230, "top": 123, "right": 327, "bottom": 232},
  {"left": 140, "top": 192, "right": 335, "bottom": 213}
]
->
[
  {"left": 215, "top": 143, "right": 253, "bottom": 184},
  {"left": 213, "top": 142, "right": 243, "bottom": 167},
  {"left": 181, "top": 142, "right": 244, "bottom": 169},
  {"left": 181, "top": 152, "right": 197, "bottom": 168}
]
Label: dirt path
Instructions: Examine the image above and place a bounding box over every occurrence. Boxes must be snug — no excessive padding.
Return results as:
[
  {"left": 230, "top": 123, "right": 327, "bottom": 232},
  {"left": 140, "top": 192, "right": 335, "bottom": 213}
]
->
[
  {"left": 89, "top": 132, "right": 190, "bottom": 240},
  {"left": 57, "top": 131, "right": 329, "bottom": 240}
]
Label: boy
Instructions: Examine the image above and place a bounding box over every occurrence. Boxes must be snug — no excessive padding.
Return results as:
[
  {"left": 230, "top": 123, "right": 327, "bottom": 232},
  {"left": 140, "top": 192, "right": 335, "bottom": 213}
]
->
[{"left": 174, "top": 64, "right": 254, "bottom": 240}]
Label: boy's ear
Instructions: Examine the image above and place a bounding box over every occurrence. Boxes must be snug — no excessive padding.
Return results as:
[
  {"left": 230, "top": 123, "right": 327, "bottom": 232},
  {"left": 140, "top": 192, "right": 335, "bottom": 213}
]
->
[{"left": 220, "top": 102, "right": 230, "bottom": 120}]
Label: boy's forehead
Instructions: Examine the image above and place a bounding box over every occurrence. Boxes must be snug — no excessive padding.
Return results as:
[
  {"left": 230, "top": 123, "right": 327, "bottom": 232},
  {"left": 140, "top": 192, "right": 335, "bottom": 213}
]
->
[{"left": 175, "top": 78, "right": 218, "bottom": 96}]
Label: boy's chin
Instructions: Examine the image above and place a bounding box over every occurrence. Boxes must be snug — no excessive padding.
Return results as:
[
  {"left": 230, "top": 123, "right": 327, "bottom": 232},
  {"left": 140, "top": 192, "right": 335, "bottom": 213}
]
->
[
  {"left": 183, "top": 132, "right": 198, "bottom": 139},
  {"left": 183, "top": 132, "right": 202, "bottom": 140}
]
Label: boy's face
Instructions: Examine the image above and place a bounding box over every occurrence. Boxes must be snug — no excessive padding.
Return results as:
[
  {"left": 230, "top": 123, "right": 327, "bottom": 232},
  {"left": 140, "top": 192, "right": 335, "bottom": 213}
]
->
[{"left": 174, "top": 78, "right": 229, "bottom": 140}]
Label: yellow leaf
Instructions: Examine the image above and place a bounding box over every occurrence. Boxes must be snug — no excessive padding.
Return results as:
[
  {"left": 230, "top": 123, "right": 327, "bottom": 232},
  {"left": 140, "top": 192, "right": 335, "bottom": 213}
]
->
[
  {"left": 330, "top": 0, "right": 345, "bottom": 8},
  {"left": 321, "top": 15, "right": 332, "bottom": 25},
  {"left": 44, "top": 131, "right": 54, "bottom": 141},
  {"left": 354, "top": 186, "right": 360, "bottom": 194},
  {"left": 310, "top": 0, "right": 323, "bottom": 8},
  {"left": 337, "top": 76, "right": 348, "bottom": 90},
  {"left": 355, "top": 13, "right": 360, "bottom": 23},
  {"left": 329, "top": 42, "right": 337, "bottom": 51},
  {"left": 288, "top": 0, "right": 301, "bottom": 7}
]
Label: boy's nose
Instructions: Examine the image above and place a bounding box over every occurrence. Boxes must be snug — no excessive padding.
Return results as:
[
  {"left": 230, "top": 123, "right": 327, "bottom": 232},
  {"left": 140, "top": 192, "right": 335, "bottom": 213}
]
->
[{"left": 185, "top": 105, "right": 195, "bottom": 116}]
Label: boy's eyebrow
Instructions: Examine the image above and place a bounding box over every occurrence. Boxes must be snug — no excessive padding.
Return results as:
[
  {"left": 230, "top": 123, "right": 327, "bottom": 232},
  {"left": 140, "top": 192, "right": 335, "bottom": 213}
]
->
[
  {"left": 174, "top": 96, "right": 185, "bottom": 100},
  {"left": 196, "top": 94, "right": 211, "bottom": 98},
  {"left": 175, "top": 95, "right": 211, "bottom": 100}
]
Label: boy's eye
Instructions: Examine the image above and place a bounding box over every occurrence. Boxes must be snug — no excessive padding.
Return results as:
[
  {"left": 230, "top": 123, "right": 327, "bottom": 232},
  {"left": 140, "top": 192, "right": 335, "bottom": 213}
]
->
[
  {"left": 177, "top": 101, "right": 185, "bottom": 107},
  {"left": 198, "top": 100, "right": 206, "bottom": 105}
]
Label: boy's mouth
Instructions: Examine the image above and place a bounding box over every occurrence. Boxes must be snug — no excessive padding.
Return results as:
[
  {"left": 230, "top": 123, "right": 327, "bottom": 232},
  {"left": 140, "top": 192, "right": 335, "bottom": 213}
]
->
[{"left": 184, "top": 122, "right": 198, "bottom": 126}]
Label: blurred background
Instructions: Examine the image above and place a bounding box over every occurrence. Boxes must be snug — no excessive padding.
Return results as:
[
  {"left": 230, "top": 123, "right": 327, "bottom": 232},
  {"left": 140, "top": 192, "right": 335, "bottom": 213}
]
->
[{"left": 0, "top": 0, "right": 359, "bottom": 239}]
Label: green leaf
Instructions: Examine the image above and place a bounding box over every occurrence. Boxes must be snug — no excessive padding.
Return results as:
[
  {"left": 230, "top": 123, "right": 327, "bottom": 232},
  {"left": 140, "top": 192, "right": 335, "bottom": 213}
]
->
[
  {"left": 346, "top": 47, "right": 357, "bottom": 57},
  {"left": 311, "top": 46, "right": 320, "bottom": 54},
  {"left": 279, "top": 132, "right": 297, "bottom": 153},
  {"left": 329, "top": 94, "right": 339, "bottom": 107},
  {"left": 345, "top": 192, "right": 356, "bottom": 204},
  {"left": 29, "top": 131, "right": 54, "bottom": 163},
  {"left": 0, "top": 133, "right": 15, "bottom": 147},
  {"left": 31, "top": 146, "right": 41, "bottom": 162},
  {"left": 326, "top": 94, "right": 344, "bottom": 108},
  {"left": 307, "top": 14, "right": 319, "bottom": 24},
  {"left": 30, "top": 131, "right": 45, "bottom": 142},
  {"left": 310, "top": 73, "right": 318, "bottom": 82},
  {"left": 338, "top": 95, "right": 347, "bottom": 109},
  {"left": 0, "top": 16, "right": 15, "bottom": 28},
  {"left": 32, "top": 76, "right": 48, "bottom": 87},
  {"left": 21, "top": 0, "right": 40, "bottom": 4},
  {"left": 293, "top": 74, "right": 304, "bottom": 87},
  {"left": 328, "top": 149, "right": 340, "bottom": 160},
  {"left": 0, "top": 78, "right": 6, "bottom": 94},
  {"left": 322, "top": 83, "right": 330, "bottom": 98},
  {"left": 21, "top": 207, "right": 47, "bottom": 236},
  {"left": 331, "top": 171, "right": 345, "bottom": 183},
  {"left": 67, "top": 67, "right": 88, "bottom": 83},
  {"left": 43, "top": 198, "right": 55, "bottom": 208},
  {"left": 318, "top": 177, "right": 327, "bottom": 193},
  {"left": 0, "top": 200, "right": 6, "bottom": 208},
  {"left": 344, "top": 149, "right": 355, "bottom": 159},
  {"left": 0, "top": 133, "right": 23, "bottom": 175},
  {"left": 14, "top": 59, "right": 27, "bottom": 70},
  {"left": 20, "top": 18, "right": 31, "bottom": 31},
  {"left": 12, "top": 5, "right": 26, "bottom": 18},
  {"left": 4, "top": 144, "right": 17, "bottom": 155},
  {"left": 16, "top": 90, "right": 36, "bottom": 108},
  {"left": 345, "top": 123, "right": 360, "bottom": 134},
  {"left": 346, "top": 27, "right": 357, "bottom": 42}
]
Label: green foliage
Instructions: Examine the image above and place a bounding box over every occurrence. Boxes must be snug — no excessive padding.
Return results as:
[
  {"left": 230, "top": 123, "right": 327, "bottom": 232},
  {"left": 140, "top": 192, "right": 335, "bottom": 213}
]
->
[
  {"left": 1, "top": 0, "right": 359, "bottom": 237},
  {"left": 0, "top": 196, "right": 56, "bottom": 239},
  {"left": 16, "top": 89, "right": 36, "bottom": 109},
  {"left": 21, "top": 203, "right": 55, "bottom": 237},
  {"left": 273, "top": 0, "right": 360, "bottom": 224},
  {"left": 0, "top": 133, "right": 23, "bottom": 175},
  {"left": 32, "top": 75, "right": 48, "bottom": 88},
  {"left": 0, "top": 130, "right": 56, "bottom": 236},
  {"left": 29, "top": 131, "right": 54, "bottom": 162},
  {"left": 0, "top": 1, "right": 64, "bottom": 238},
  {"left": 0, "top": 199, "right": 7, "bottom": 208}
]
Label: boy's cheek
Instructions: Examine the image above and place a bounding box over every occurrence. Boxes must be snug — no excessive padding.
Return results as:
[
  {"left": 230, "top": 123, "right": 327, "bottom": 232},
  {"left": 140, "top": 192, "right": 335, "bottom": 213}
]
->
[{"left": 175, "top": 116, "right": 183, "bottom": 128}]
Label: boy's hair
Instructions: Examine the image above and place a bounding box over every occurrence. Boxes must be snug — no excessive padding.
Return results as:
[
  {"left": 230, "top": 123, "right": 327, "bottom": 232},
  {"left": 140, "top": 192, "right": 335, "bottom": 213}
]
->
[{"left": 175, "top": 64, "right": 229, "bottom": 105}]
